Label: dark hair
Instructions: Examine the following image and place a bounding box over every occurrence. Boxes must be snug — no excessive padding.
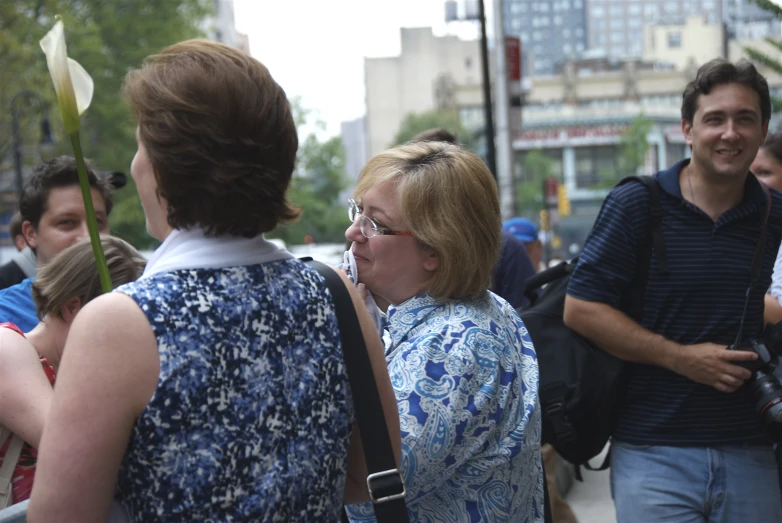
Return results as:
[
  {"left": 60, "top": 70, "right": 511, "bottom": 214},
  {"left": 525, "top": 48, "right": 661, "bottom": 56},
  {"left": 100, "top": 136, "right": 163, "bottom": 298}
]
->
[
  {"left": 411, "top": 128, "right": 458, "bottom": 145},
  {"left": 122, "top": 39, "right": 301, "bottom": 238},
  {"left": 681, "top": 59, "right": 771, "bottom": 124},
  {"left": 8, "top": 213, "right": 22, "bottom": 239},
  {"left": 20, "top": 156, "right": 114, "bottom": 229},
  {"left": 761, "top": 132, "right": 782, "bottom": 165}
]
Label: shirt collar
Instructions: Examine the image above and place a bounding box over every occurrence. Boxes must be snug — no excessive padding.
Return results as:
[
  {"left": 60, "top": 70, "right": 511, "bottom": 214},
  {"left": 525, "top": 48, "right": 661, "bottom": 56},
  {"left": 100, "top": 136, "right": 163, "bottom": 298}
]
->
[{"left": 657, "top": 158, "right": 767, "bottom": 207}]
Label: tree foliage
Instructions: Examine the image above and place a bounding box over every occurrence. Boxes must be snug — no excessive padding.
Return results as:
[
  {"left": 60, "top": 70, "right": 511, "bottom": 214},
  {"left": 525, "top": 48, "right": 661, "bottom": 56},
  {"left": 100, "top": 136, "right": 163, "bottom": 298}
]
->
[
  {"left": 1, "top": 0, "right": 212, "bottom": 249},
  {"left": 618, "top": 114, "right": 653, "bottom": 175},
  {"left": 270, "top": 99, "right": 350, "bottom": 246},
  {"left": 391, "top": 108, "right": 472, "bottom": 147},
  {"left": 746, "top": 0, "right": 782, "bottom": 112}
]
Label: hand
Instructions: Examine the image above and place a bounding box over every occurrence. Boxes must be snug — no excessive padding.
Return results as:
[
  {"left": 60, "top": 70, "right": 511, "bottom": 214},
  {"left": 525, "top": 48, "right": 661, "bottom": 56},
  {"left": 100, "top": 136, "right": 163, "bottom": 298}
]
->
[
  {"left": 675, "top": 343, "right": 757, "bottom": 393},
  {"left": 356, "top": 283, "right": 368, "bottom": 301}
]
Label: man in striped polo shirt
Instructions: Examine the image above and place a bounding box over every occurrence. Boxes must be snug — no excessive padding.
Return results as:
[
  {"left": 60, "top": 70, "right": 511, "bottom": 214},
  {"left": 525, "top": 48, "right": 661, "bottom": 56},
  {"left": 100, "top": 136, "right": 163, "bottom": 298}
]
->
[{"left": 564, "top": 59, "right": 782, "bottom": 521}]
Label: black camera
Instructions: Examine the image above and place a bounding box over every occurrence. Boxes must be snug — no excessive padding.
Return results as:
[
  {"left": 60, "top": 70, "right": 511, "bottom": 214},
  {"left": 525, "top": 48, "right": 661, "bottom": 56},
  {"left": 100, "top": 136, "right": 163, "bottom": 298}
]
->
[{"left": 730, "top": 323, "right": 782, "bottom": 441}]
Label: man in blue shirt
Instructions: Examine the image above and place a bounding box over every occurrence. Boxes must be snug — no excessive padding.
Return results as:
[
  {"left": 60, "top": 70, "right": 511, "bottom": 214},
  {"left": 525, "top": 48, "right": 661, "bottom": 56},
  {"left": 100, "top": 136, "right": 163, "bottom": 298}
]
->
[
  {"left": 564, "top": 59, "right": 782, "bottom": 521},
  {"left": 0, "top": 157, "right": 113, "bottom": 330}
]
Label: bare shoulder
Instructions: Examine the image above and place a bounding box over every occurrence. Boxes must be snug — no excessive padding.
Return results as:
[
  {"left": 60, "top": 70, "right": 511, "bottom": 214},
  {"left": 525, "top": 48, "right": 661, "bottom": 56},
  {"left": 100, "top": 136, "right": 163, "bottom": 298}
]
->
[
  {"left": 61, "top": 291, "right": 159, "bottom": 416},
  {"left": 0, "top": 326, "right": 41, "bottom": 376}
]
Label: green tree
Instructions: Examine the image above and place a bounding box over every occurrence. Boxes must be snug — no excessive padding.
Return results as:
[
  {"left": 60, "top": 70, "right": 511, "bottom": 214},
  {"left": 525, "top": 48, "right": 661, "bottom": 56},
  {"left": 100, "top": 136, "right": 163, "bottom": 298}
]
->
[
  {"left": 270, "top": 100, "right": 350, "bottom": 246},
  {"left": 746, "top": 0, "right": 782, "bottom": 111},
  {"left": 392, "top": 108, "right": 472, "bottom": 147},
  {"left": 1, "top": 0, "right": 212, "bottom": 249},
  {"left": 618, "top": 115, "right": 653, "bottom": 175}
]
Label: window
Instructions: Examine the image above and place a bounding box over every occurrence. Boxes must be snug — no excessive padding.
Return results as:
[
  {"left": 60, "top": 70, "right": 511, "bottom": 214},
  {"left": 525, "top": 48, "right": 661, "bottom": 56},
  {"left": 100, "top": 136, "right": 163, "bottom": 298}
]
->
[
  {"left": 668, "top": 31, "right": 682, "bottom": 48},
  {"left": 575, "top": 145, "right": 620, "bottom": 188},
  {"left": 610, "top": 31, "right": 623, "bottom": 43},
  {"left": 609, "top": 5, "right": 623, "bottom": 16},
  {"left": 628, "top": 18, "right": 642, "bottom": 29},
  {"left": 628, "top": 3, "right": 642, "bottom": 15},
  {"left": 592, "top": 6, "right": 605, "bottom": 16},
  {"left": 610, "top": 19, "right": 623, "bottom": 30}
]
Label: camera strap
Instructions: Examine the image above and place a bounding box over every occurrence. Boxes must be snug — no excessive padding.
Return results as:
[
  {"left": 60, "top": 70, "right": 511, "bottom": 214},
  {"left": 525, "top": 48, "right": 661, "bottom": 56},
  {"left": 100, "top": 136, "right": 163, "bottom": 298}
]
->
[{"left": 733, "top": 182, "right": 772, "bottom": 348}]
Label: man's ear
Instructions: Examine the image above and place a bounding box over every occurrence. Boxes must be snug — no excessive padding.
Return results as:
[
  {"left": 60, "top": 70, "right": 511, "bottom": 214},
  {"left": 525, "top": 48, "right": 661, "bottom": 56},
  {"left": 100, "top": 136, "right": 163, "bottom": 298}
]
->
[
  {"left": 60, "top": 297, "right": 82, "bottom": 325},
  {"left": 21, "top": 221, "right": 38, "bottom": 250},
  {"left": 681, "top": 118, "right": 693, "bottom": 147}
]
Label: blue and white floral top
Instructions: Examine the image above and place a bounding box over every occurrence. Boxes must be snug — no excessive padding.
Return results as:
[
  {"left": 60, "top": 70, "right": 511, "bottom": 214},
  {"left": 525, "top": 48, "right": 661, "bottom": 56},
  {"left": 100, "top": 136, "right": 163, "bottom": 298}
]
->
[
  {"left": 346, "top": 291, "right": 544, "bottom": 522},
  {"left": 115, "top": 259, "right": 353, "bottom": 522}
]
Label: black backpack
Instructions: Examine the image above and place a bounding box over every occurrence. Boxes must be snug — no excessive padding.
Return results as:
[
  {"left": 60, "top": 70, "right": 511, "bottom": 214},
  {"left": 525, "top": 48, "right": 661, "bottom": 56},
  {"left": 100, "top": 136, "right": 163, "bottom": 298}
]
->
[{"left": 519, "top": 175, "right": 669, "bottom": 476}]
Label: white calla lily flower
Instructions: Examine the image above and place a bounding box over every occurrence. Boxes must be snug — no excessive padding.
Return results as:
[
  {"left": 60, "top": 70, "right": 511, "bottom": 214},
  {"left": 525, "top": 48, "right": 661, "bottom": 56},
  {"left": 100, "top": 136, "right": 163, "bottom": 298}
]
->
[{"left": 39, "top": 19, "right": 94, "bottom": 133}]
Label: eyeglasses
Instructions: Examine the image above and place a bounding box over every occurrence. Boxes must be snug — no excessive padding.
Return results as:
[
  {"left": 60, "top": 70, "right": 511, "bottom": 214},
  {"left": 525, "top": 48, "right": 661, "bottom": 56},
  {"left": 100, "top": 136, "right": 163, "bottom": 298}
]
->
[{"left": 348, "top": 199, "right": 414, "bottom": 238}]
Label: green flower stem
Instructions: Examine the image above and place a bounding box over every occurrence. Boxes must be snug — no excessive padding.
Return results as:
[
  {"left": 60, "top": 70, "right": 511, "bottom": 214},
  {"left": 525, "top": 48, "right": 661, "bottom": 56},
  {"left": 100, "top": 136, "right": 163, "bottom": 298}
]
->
[{"left": 69, "top": 131, "right": 113, "bottom": 292}]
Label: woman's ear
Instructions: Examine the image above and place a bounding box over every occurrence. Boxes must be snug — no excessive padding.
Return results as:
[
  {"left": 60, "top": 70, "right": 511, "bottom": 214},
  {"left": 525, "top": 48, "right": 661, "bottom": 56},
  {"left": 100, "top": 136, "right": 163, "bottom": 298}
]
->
[
  {"left": 60, "top": 297, "right": 82, "bottom": 324},
  {"left": 423, "top": 248, "right": 439, "bottom": 272}
]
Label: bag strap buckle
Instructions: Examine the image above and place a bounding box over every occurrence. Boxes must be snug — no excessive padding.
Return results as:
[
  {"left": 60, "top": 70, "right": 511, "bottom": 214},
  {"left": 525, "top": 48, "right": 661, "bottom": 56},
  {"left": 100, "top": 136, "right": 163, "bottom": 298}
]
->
[
  {"left": 367, "top": 469, "right": 406, "bottom": 504},
  {"left": 545, "top": 401, "right": 577, "bottom": 444}
]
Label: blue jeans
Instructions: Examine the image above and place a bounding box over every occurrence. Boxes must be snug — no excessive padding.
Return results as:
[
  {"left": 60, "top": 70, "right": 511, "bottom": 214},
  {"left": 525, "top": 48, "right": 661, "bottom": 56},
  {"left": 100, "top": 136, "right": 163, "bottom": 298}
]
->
[{"left": 610, "top": 440, "right": 782, "bottom": 522}]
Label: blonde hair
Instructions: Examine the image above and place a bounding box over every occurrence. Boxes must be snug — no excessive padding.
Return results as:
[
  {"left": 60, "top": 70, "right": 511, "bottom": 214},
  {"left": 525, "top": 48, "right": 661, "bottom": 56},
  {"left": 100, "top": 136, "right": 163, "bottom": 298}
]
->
[
  {"left": 355, "top": 142, "right": 501, "bottom": 300},
  {"left": 32, "top": 236, "right": 147, "bottom": 320}
]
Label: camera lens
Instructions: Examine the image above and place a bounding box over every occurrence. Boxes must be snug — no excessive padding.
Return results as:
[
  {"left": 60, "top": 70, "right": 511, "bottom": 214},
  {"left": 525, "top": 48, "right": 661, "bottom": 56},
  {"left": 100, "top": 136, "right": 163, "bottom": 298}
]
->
[{"left": 749, "top": 370, "right": 782, "bottom": 440}]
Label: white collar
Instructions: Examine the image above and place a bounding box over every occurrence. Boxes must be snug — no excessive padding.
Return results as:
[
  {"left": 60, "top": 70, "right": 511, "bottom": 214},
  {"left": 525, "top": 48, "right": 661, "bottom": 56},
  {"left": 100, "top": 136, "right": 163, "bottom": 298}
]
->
[{"left": 141, "top": 228, "right": 293, "bottom": 280}]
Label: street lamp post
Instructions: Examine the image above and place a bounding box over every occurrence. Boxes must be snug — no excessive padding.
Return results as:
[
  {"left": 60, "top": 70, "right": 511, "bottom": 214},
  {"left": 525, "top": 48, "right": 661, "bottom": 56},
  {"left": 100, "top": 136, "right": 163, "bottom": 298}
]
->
[
  {"left": 445, "top": 0, "right": 497, "bottom": 181},
  {"left": 10, "top": 90, "right": 52, "bottom": 208}
]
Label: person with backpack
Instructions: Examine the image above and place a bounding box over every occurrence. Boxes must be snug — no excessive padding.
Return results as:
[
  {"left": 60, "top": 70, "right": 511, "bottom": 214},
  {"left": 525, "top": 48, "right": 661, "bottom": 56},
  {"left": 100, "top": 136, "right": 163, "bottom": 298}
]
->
[{"left": 563, "top": 58, "right": 782, "bottom": 521}]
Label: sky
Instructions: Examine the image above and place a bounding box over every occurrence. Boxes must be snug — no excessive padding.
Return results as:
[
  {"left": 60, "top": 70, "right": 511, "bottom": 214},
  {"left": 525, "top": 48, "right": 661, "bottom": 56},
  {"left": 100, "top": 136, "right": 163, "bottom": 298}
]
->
[{"left": 233, "top": 0, "right": 484, "bottom": 137}]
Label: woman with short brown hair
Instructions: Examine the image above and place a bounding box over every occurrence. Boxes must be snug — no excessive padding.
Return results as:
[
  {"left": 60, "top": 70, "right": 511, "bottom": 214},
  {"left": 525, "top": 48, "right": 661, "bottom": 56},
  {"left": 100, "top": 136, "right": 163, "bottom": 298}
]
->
[{"left": 28, "top": 40, "right": 399, "bottom": 523}]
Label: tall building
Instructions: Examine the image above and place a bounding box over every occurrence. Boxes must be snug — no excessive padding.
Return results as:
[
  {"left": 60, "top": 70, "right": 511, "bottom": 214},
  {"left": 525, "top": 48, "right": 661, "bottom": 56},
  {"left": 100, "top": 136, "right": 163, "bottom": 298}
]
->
[
  {"left": 585, "top": 0, "right": 723, "bottom": 60},
  {"left": 723, "top": 0, "right": 780, "bottom": 40},
  {"left": 503, "top": 0, "right": 588, "bottom": 77},
  {"left": 584, "top": 0, "right": 779, "bottom": 62},
  {"left": 364, "top": 27, "right": 484, "bottom": 158},
  {"left": 340, "top": 117, "right": 368, "bottom": 184},
  {"left": 203, "top": 0, "right": 239, "bottom": 48}
]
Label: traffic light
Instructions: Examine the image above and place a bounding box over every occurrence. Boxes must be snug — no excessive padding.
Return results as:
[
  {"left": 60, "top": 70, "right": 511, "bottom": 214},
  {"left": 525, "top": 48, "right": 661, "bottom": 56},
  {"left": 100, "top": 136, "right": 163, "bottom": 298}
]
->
[
  {"left": 557, "top": 184, "right": 571, "bottom": 217},
  {"left": 539, "top": 209, "right": 549, "bottom": 232}
]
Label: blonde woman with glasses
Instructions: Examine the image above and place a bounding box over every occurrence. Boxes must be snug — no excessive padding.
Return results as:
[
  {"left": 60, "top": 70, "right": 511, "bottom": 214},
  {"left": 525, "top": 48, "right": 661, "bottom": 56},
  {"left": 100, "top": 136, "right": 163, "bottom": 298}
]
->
[{"left": 344, "top": 142, "right": 545, "bottom": 522}]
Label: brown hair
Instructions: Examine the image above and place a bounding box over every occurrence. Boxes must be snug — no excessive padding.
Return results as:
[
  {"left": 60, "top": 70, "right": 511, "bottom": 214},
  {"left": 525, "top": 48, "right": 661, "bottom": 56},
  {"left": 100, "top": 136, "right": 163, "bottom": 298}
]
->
[
  {"left": 355, "top": 142, "right": 500, "bottom": 300},
  {"left": 761, "top": 132, "right": 782, "bottom": 165},
  {"left": 681, "top": 59, "right": 771, "bottom": 124},
  {"left": 123, "top": 39, "right": 300, "bottom": 237},
  {"left": 32, "top": 236, "right": 147, "bottom": 320},
  {"left": 8, "top": 213, "right": 22, "bottom": 240}
]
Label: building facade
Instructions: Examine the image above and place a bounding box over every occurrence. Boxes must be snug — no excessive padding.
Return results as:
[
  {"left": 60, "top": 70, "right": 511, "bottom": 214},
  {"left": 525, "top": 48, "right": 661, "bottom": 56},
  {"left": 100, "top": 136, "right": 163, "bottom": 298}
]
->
[
  {"left": 503, "top": 0, "right": 588, "bottom": 77},
  {"left": 364, "top": 27, "right": 484, "bottom": 158},
  {"left": 340, "top": 117, "right": 368, "bottom": 184},
  {"left": 585, "top": 0, "right": 723, "bottom": 60},
  {"left": 202, "top": 0, "right": 249, "bottom": 51}
]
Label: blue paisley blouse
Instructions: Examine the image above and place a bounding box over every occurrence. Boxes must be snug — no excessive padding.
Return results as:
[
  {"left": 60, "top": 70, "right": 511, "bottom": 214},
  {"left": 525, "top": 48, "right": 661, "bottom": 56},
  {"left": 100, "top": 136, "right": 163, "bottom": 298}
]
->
[
  {"left": 347, "top": 291, "right": 544, "bottom": 522},
  {"left": 114, "top": 260, "right": 353, "bottom": 522}
]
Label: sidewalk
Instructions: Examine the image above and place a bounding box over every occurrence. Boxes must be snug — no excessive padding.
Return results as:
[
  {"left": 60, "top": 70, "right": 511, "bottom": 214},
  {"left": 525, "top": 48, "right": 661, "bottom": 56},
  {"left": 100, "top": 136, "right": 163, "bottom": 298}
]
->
[{"left": 563, "top": 448, "right": 616, "bottom": 523}]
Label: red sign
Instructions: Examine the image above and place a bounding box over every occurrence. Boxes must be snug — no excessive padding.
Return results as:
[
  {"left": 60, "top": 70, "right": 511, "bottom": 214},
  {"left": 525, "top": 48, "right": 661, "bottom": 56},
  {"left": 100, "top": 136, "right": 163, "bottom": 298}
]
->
[{"left": 506, "top": 36, "right": 521, "bottom": 82}]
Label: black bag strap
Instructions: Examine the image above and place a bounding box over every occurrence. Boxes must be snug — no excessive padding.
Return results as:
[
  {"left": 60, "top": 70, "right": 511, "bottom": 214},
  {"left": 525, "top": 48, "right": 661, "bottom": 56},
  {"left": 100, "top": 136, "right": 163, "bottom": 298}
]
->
[
  {"left": 524, "top": 176, "right": 668, "bottom": 307},
  {"left": 751, "top": 183, "right": 772, "bottom": 286},
  {"left": 302, "top": 258, "right": 409, "bottom": 523},
  {"left": 733, "top": 183, "right": 772, "bottom": 348}
]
